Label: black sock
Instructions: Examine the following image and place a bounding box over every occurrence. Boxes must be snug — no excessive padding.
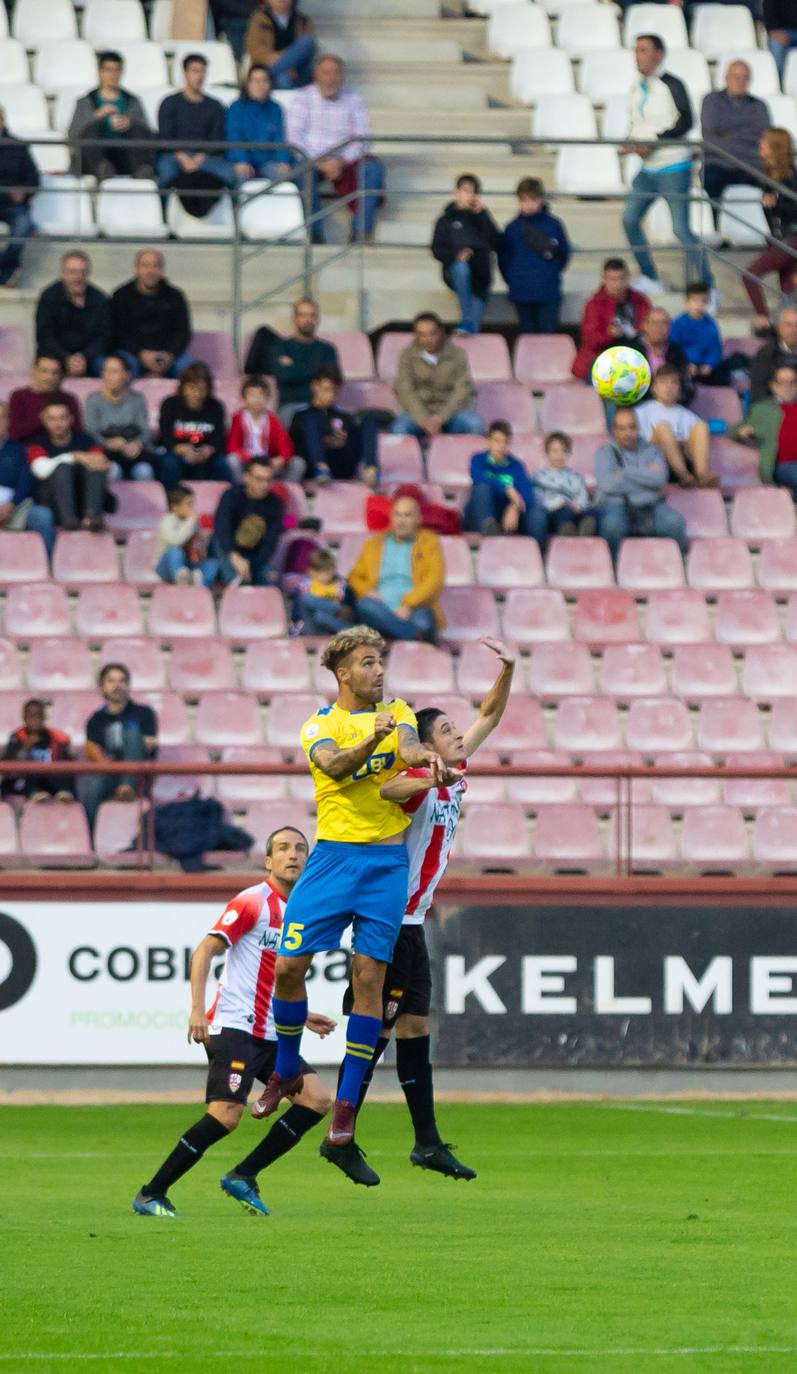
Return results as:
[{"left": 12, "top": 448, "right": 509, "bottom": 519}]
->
[
  {"left": 396, "top": 1036, "right": 441, "bottom": 1148},
  {"left": 141, "top": 1113, "right": 229, "bottom": 1197},
  {"left": 230, "top": 1105, "right": 323, "bottom": 1179}
]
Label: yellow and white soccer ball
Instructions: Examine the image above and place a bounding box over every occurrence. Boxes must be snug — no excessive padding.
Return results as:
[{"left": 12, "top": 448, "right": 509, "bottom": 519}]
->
[{"left": 591, "top": 346, "right": 651, "bottom": 406}]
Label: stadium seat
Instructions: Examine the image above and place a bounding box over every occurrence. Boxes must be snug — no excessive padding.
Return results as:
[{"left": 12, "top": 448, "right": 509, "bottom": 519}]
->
[
  {"left": 0, "top": 532, "right": 49, "bottom": 587},
  {"left": 336, "top": 380, "right": 397, "bottom": 415},
  {"left": 528, "top": 642, "right": 594, "bottom": 699},
  {"left": 456, "top": 335, "right": 513, "bottom": 383},
  {"left": 692, "top": 3, "right": 756, "bottom": 57},
  {"left": 545, "top": 537, "right": 613, "bottom": 590},
  {"left": 686, "top": 537, "right": 754, "bottom": 592},
  {"left": 14, "top": 0, "right": 76, "bottom": 43},
  {"left": 650, "top": 751, "right": 721, "bottom": 809},
  {"left": 48, "top": 691, "right": 103, "bottom": 747},
  {"left": 312, "top": 483, "right": 368, "bottom": 535},
  {"left": 532, "top": 802, "right": 603, "bottom": 868},
  {"left": 616, "top": 538, "right": 685, "bottom": 594},
  {"left": 709, "top": 436, "right": 760, "bottom": 491},
  {"left": 375, "top": 332, "right": 412, "bottom": 382},
  {"left": 138, "top": 691, "right": 189, "bottom": 746},
  {"left": 138, "top": 84, "right": 177, "bottom": 131},
  {"left": 0, "top": 692, "right": 29, "bottom": 740},
  {"left": 578, "top": 48, "right": 636, "bottom": 104},
  {"left": 732, "top": 489, "right": 797, "bottom": 547},
  {"left": 680, "top": 804, "right": 749, "bottom": 870},
  {"left": 218, "top": 586, "right": 287, "bottom": 643},
  {"left": 83, "top": 0, "right": 147, "bottom": 44},
  {"left": 605, "top": 804, "right": 677, "bottom": 870},
  {"left": 697, "top": 698, "right": 765, "bottom": 753},
  {"left": 335, "top": 533, "right": 368, "bottom": 580},
  {"left": 553, "top": 696, "right": 621, "bottom": 752},
  {"left": 440, "top": 587, "right": 500, "bottom": 642},
  {"left": 535, "top": 93, "right": 597, "bottom": 140},
  {"left": 169, "top": 40, "right": 237, "bottom": 86},
  {"left": 0, "top": 328, "right": 28, "bottom": 374},
  {"left": 506, "top": 749, "right": 578, "bottom": 805},
  {"left": 114, "top": 39, "right": 170, "bottom": 88},
  {"left": 242, "top": 640, "right": 313, "bottom": 698},
  {"left": 168, "top": 639, "right": 236, "bottom": 695},
  {"left": 106, "top": 482, "right": 167, "bottom": 540},
  {"left": 194, "top": 691, "right": 261, "bottom": 747},
  {"left": 513, "top": 334, "right": 575, "bottom": 386},
  {"left": 557, "top": 3, "right": 619, "bottom": 56},
  {"left": 573, "top": 589, "right": 639, "bottom": 645},
  {"left": 412, "top": 692, "right": 471, "bottom": 726},
  {"left": 456, "top": 638, "right": 524, "bottom": 696},
  {"left": 601, "top": 93, "right": 630, "bottom": 142},
  {"left": 767, "top": 698, "right": 797, "bottom": 755},
  {"left": 716, "top": 49, "right": 780, "bottom": 99},
  {"left": 511, "top": 48, "right": 574, "bottom": 104},
  {"left": 167, "top": 191, "right": 234, "bottom": 240},
  {"left": 765, "top": 94, "right": 797, "bottom": 141},
  {"left": 623, "top": 3, "right": 688, "bottom": 48},
  {"left": 34, "top": 41, "right": 96, "bottom": 96},
  {"left": 98, "top": 638, "right": 165, "bottom": 691},
  {"left": 664, "top": 487, "right": 728, "bottom": 539},
  {"left": 485, "top": 695, "right": 546, "bottom": 754},
  {"left": 188, "top": 330, "right": 238, "bottom": 379},
  {"left": 692, "top": 386, "right": 743, "bottom": 428},
  {"left": 555, "top": 145, "right": 624, "bottom": 194},
  {"left": 20, "top": 800, "right": 94, "bottom": 869},
  {"left": 718, "top": 185, "right": 770, "bottom": 246},
  {"left": 438, "top": 536, "right": 472, "bottom": 588},
  {"left": 0, "top": 39, "right": 31, "bottom": 84},
  {"left": 724, "top": 751, "right": 791, "bottom": 810},
  {"left": 239, "top": 180, "right": 305, "bottom": 242},
  {"left": 148, "top": 586, "right": 216, "bottom": 641},
  {"left": 541, "top": 385, "right": 605, "bottom": 436},
  {"left": 136, "top": 377, "right": 176, "bottom": 428},
  {"left": 320, "top": 331, "right": 374, "bottom": 381},
  {"left": 599, "top": 643, "right": 667, "bottom": 699},
  {"left": 488, "top": 2, "right": 551, "bottom": 56},
  {"left": 644, "top": 590, "right": 711, "bottom": 646},
  {"left": 240, "top": 801, "right": 314, "bottom": 852},
  {"left": 5, "top": 584, "right": 71, "bottom": 641},
  {"left": 476, "top": 537, "right": 544, "bottom": 590},
  {"left": 377, "top": 435, "right": 424, "bottom": 485},
  {"left": 52, "top": 533, "right": 119, "bottom": 587},
  {"left": 385, "top": 643, "right": 455, "bottom": 698},
  {"left": 151, "top": 744, "right": 214, "bottom": 805},
  {"left": 150, "top": 0, "right": 176, "bottom": 44},
  {"left": 671, "top": 644, "right": 737, "bottom": 702},
  {"left": 31, "top": 173, "right": 98, "bottom": 236},
  {"left": 758, "top": 537, "right": 797, "bottom": 596},
  {"left": 0, "top": 82, "right": 49, "bottom": 134},
  {"left": 181, "top": 481, "right": 229, "bottom": 524},
  {"left": 26, "top": 638, "right": 94, "bottom": 692},
  {"left": 95, "top": 800, "right": 160, "bottom": 868},
  {"left": 511, "top": 435, "right": 546, "bottom": 473},
  {"left": 716, "top": 590, "right": 780, "bottom": 649},
  {"left": 265, "top": 694, "right": 323, "bottom": 750},
  {"left": 459, "top": 748, "right": 506, "bottom": 804},
  {"left": 0, "top": 640, "right": 22, "bottom": 691},
  {"left": 123, "top": 530, "right": 160, "bottom": 586},
  {"left": 752, "top": 806, "right": 797, "bottom": 870},
  {"left": 95, "top": 177, "right": 167, "bottom": 239},
  {"left": 216, "top": 745, "right": 289, "bottom": 805},
  {"left": 427, "top": 435, "right": 478, "bottom": 492},
  {"left": 625, "top": 698, "right": 693, "bottom": 753},
  {"left": 0, "top": 802, "right": 20, "bottom": 864},
  {"left": 742, "top": 645, "right": 797, "bottom": 702},
  {"left": 475, "top": 381, "right": 537, "bottom": 431},
  {"left": 459, "top": 803, "right": 531, "bottom": 867}
]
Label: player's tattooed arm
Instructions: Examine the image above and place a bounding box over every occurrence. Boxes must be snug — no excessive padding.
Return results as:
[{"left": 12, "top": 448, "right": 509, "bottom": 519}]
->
[
  {"left": 187, "top": 933, "right": 225, "bottom": 1044},
  {"left": 396, "top": 724, "right": 446, "bottom": 781},
  {"left": 463, "top": 637, "right": 516, "bottom": 758},
  {"left": 312, "top": 712, "right": 398, "bottom": 779}
]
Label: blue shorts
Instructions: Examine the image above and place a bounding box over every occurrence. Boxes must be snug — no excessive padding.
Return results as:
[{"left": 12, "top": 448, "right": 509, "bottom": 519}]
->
[{"left": 279, "top": 840, "right": 409, "bottom": 963}]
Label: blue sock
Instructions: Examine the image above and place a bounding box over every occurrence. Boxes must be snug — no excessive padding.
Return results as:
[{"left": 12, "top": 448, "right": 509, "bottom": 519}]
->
[
  {"left": 338, "top": 1012, "right": 382, "bottom": 1105},
  {"left": 272, "top": 997, "right": 307, "bottom": 1078}
]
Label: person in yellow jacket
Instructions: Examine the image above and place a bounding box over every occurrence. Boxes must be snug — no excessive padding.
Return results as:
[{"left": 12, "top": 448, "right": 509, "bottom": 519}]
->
[{"left": 347, "top": 492, "right": 445, "bottom": 642}]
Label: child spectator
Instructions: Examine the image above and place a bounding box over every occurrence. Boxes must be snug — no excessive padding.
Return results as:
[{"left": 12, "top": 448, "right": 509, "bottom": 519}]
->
[
  {"left": 669, "top": 282, "right": 723, "bottom": 381},
  {"left": 226, "top": 376, "right": 298, "bottom": 482},
  {"left": 292, "top": 546, "right": 355, "bottom": 635},
  {"left": 290, "top": 367, "right": 378, "bottom": 484},
  {"left": 463, "top": 420, "right": 546, "bottom": 543},
  {"left": 498, "top": 177, "right": 570, "bottom": 334},
  {"left": 635, "top": 364, "right": 718, "bottom": 487},
  {"left": 156, "top": 484, "right": 218, "bottom": 586},
  {"left": 533, "top": 431, "right": 596, "bottom": 537}
]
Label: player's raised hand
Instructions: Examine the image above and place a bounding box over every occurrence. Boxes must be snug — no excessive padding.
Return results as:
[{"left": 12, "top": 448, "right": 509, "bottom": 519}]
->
[
  {"left": 187, "top": 1009, "right": 209, "bottom": 1045},
  {"left": 306, "top": 1013, "right": 337, "bottom": 1039},
  {"left": 372, "top": 712, "right": 396, "bottom": 742},
  {"left": 479, "top": 636, "right": 515, "bottom": 667}
]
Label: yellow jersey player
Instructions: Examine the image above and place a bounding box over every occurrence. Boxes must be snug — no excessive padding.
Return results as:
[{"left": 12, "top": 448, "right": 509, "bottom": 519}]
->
[{"left": 251, "top": 625, "right": 443, "bottom": 1180}]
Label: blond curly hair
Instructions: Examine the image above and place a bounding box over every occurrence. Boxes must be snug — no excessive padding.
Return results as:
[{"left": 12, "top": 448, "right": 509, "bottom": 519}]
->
[{"left": 321, "top": 625, "right": 386, "bottom": 678}]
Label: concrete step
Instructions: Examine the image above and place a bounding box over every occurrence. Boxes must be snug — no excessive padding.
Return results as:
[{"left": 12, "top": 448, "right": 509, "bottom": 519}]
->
[
  {"left": 316, "top": 17, "right": 490, "bottom": 58},
  {"left": 311, "top": 35, "right": 464, "bottom": 62},
  {"left": 370, "top": 107, "right": 530, "bottom": 138},
  {"left": 349, "top": 60, "right": 513, "bottom": 102},
  {"left": 368, "top": 82, "right": 490, "bottom": 108},
  {"left": 304, "top": 0, "right": 442, "bottom": 16}
]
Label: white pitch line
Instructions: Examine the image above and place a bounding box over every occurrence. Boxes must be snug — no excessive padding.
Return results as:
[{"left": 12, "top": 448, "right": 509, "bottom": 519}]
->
[
  {"left": 599, "top": 1103, "right": 797, "bottom": 1125},
  {"left": 2, "top": 1348, "right": 797, "bottom": 1362}
]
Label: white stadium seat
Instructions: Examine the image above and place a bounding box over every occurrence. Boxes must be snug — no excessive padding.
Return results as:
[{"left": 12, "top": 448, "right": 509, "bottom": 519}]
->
[
  {"left": 766, "top": 94, "right": 797, "bottom": 140},
  {"left": 115, "top": 41, "right": 170, "bottom": 91},
  {"left": 13, "top": 0, "right": 76, "bottom": 45},
  {"left": 138, "top": 85, "right": 177, "bottom": 130},
  {"left": 714, "top": 51, "right": 781, "bottom": 99},
  {"left": 622, "top": 3, "right": 688, "bottom": 50},
  {"left": 32, "top": 174, "right": 98, "bottom": 238},
  {"left": 555, "top": 145, "right": 624, "bottom": 193},
  {"left": 83, "top": 0, "right": 147, "bottom": 45},
  {"left": 167, "top": 191, "right": 235, "bottom": 240},
  {"left": 239, "top": 181, "right": 305, "bottom": 242},
  {"left": 534, "top": 92, "right": 597, "bottom": 140},
  {"left": 0, "top": 6, "right": 7, "bottom": 37},
  {"left": 34, "top": 41, "right": 97, "bottom": 98},
  {"left": 692, "top": 4, "right": 756, "bottom": 59},
  {"left": 665, "top": 49, "right": 712, "bottom": 104},
  {"left": 782, "top": 51, "right": 797, "bottom": 98},
  {"left": 205, "top": 84, "right": 238, "bottom": 108},
  {"left": 0, "top": 83, "right": 48, "bottom": 133},
  {"left": 28, "top": 135, "right": 71, "bottom": 176},
  {"left": 488, "top": 3, "right": 551, "bottom": 57},
  {"left": 718, "top": 185, "right": 770, "bottom": 245},
  {"left": 511, "top": 47, "right": 574, "bottom": 103},
  {"left": 170, "top": 41, "right": 238, "bottom": 87},
  {"left": 149, "top": 0, "right": 175, "bottom": 45},
  {"left": 579, "top": 48, "right": 636, "bottom": 104},
  {"left": 0, "top": 38, "right": 31, "bottom": 86},
  {"left": 96, "top": 178, "right": 168, "bottom": 239},
  {"left": 602, "top": 93, "right": 630, "bottom": 141},
  {"left": 556, "top": 4, "right": 619, "bottom": 58},
  {"left": 464, "top": 0, "right": 519, "bottom": 12},
  {"left": 51, "top": 86, "right": 90, "bottom": 135}
]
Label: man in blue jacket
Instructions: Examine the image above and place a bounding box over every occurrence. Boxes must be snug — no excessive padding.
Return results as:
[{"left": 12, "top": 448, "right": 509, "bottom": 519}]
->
[
  {"left": 225, "top": 66, "right": 293, "bottom": 183},
  {"left": 498, "top": 177, "right": 570, "bottom": 334},
  {"left": 463, "top": 420, "right": 547, "bottom": 544}
]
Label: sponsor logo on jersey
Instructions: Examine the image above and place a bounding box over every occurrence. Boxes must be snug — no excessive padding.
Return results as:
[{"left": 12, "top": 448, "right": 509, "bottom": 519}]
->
[
  {"left": 304, "top": 722, "right": 320, "bottom": 740},
  {"left": 221, "top": 910, "right": 237, "bottom": 926}
]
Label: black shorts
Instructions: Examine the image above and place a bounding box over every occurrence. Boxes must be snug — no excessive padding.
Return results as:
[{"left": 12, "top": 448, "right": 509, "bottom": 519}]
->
[
  {"left": 342, "top": 924, "right": 432, "bottom": 1030},
  {"left": 205, "top": 1026, "right": 313, "bottom": 1106}
]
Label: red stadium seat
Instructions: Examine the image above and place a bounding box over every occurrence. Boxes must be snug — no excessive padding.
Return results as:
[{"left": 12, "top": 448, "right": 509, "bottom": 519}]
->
[
  {"left": 459, "top": 749, "right": 506, "bottom": 804},
  {"left": 758, "top": 537, "right": 797, "bottom": 596},
  {"left": 190, "top": 329, "right": 239, "bottom": 377},
  {"left": 240, "top": 801, "right": 314, "bottom": 851},
  {"left": 502, "top": 588, "right": 570, "bottom": 646},
  {"left": 218, "top": 586, "right": 287, "bottom": 643},
  {"left": 0, "top": 327, "right": 29, "bottom": 373},
  {"left": 532, "top": 803, "right": 603, "bottom": 868},
  {"left": 768, "top": 700, "right": 797, "bottom": 754},
  {"left": 671, "top": 644, "right": 737, "bottom": 702},
  {"left": 714, "top": 589, "right": 780, "bottom": 647},
  {"left": 52, "top": 532, "right": 119, "bottom": 587},
  {"left": 553, "top": 696, "right": 622, "bottom": 752},
  {"left": 514, "top": 333, "right": 576, "bottom": 386},
  {"left": 168, "top": 639, "right": 236, "bottom": 695},
  {"left": 48, "top": 691, "right": 103, "bottom": 747},
  {"left": 136, "top": 378, "right": 175, "bottom": 428},
  {"left": 98, "top": 638, "right": 165, "bottom": 690},
  {"left": 106, "top": 481, "right": 167, "bottom": 537},
  {"left": 506, "top": 749, "right": 579, "bottom": 806},
  {"left": 27, "top": 638, "right": 94, "bottom": 692},
  {"left": 625, "top": 698, "right": 693, "bottom": 753},
  {"left": 541, "top": 384, "right": 605, "bottom": 435},
  {"left": 334, "top": 533, "right": 368, "bottom": 580},
  {"left": 573, "top": 589, "right": 639, "bottom": 645},
  {"left": 411, "top": 693, "right": 472, "bottom": 726},
  {"left": 0, "top": 639, "right": 22, "bottom": 690},
  {"left": 313, "top": 483, "right": 368, "bottom": 535},
  {"left": 337, "top": 381, "right": 397, "bottom": 415},
  {"left": 697, "top": 698, "right": 765, "bottom": 753},
  {"left": 665, "top": 486, "right": 728, "bottom": 539},
  {"left": 616, "top": 538, "right": 685, "bottom": 594},
  {"left": 218, "top": 745, "right": 289, "bottom": 806},
  {"left": 0, "top": 801, "right": 20, "bottom": 863},
  {"left": 724, "top": 751, "right": 790, "bottom": 810},
  {"left": 580, "top": 750, "right": 652, "bottom": 808},
  {"left": 427, "top": 435, "right": 478, "bottom": 492},
  {"left": 375, "top": 331, "right": 413, "bottom": 381},
  {"left": 5, "top": 584, "right": 71, "bottom": 640},
  {"left": 148, "top": 585, "right": 216, "bottom": 640},
  {"left": 645, "top": 589, "right": 711, "bottom": 645},
  {"left": 475, "top": 381, "right": 537, "bottom": 431},
  {"left": 783, "top": 594, "right": 797, "bottom": 643},
  {"left": 650, "top": 751, "right": 721, "bottom": 809},
  {"left": 385, "top": 642, "right": 455, "bottom": 698},
  {"left": 440, "top": 587, "right": 500, "bottom": 642},
  {"left": 709, "top": 436, "right": 760, "bottom": 492},
  {"left": 459, "top": 802, "right": 531, "bottom": 866},
  {"left": 741, "top": 644, "right": 797, "bottom": 702},
  {"left": 312, "top": 654, "right": 338, "bottom": 697},
  {"left": 0, "top": 532, "right": 49, "bottom": 587},
  {"left": 123, "top": 530, "right": 160, "bottom": 585},
  {"left": 320, "top": 330, "right": 375, "bottom": 380},
  {"left": 476, "top": 536, "right": 544, "bottom": 590},
  {"left": 138, "top": 691, "right": 190, "bottom": 746},
  {"left": 484, "top": 695, "right": 546, "bottom": 754},
  {"left": 243, "top": 640, "right": 313, "bottom": 697},
  {"left": 75, "top": 584, "right": 144, "bottom": 641},
  {"left": 151, "top": 743, "right": 214, "bottom": 804},
  {"left": 511, "top": 434, "right": 546, "bottom": 473},
  {"left": 567, "top": 434, "right": 604, "bottom": 486},
  {"left": 265, "top": 693, "right": 324, "bottom": 750},
  {"left": 691, "top": 385, "right": 743, "bottom": 426},
  {"left": 183, "top": 481, "right": 229, "bottom": 523},
  {"left": 752, "top": 806, "right": 797, "bottom": 870},
  {"left": 680, "top": 804, "right": 749, "bottom": 870},
  {"left": 95, "top": 801, "right": 160, "bottom": 869},
  {"left": 528, "top": 642, "right": 594, "bottom": 700},
  {"left": 195, "top": 691, "right": 262, "bottom": 747},
  {"left": 456, "top": 335, "right": 513, "bottom": 382},
  {"left": 686, "top": 537, "right": 754, "bottom": 592},
  {"left": 20, "top": 799, "right": 95, "bottom": 868},
  {"left": 439, "top": 536, "right": 473, "bottom": 587},
  {"left": 456, "top": 639, "right": 524, "bottom": 696},
  {"left": 605, "top": 804, "right": 677, "bottom": 869},
  {"left": 600, "top": 643, "right": 666, "bottom": 699},
  {"left": 0, "top": 692, "right": 29, "bottom": 739},
  {"left": 731, "top": 488, "right": 796, "bottom": 545},
  {"left": 377, "top": 434, "right": 424, "bottom": 485},
  {"left": 546, "top": 536, "right": 614, "bottom": 590}
]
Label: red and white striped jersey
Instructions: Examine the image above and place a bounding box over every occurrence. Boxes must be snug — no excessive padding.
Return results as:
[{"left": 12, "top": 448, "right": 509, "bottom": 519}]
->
[
  {"left": 206, "top": 880, "right": 286, "bottom": 1040},
  {"left": 400, "top": 769, "right": 467, "bottom": 925}
]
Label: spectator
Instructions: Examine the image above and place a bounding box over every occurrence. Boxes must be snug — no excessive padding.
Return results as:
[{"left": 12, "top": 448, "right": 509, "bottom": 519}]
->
[
  {"left": 751, "top": 306, "right": 797, "bottom": 403},
  {"left": 286, "top": 54, "right": 384, "bottom": 243},
  {"left": 348, "top": 492, "right": 444, "bottom": 643},
  {"left": 733, "top": 363, "right": 797, "bottom": 496},
  {"left": 226, "top": 376, "right": 296, "bottom": 481},
  {"left": 392, "top": 312, "right": 484, "bottom": 439},
  {"left": 0, "top": 402, "right": 55, "bottom": 553},
  {"left": 27, "top": 401, "right": 110, "bottom": 533},
  {"left": 743, "top": 128, "right": 797, "bottom": 331},
  {"left": 67, "top": 50, "right": 152, "bottom": 182},
  {"left": 84, "top": 664, "right": 158, "bottom": 829},
  {"left": 35, "top": 251, "right": 112, "bottom": 379},
  {"left": 572, "top": 258, "right": 650, "bottom": 381},
  {"left": 622, "top": 35, "right": 714, "bottom": 299},
  {"left": 293, "top": 546, "right": 355, "bottom": 634},
  {"left": 290, "top": 367, "right": 378, "bottom": 484},
  {"left": 225, "top": 66, "right": 293, "bottom": 184},
  {"left": 111, "top": 249, "right": 193, "bottom": 380},
  {"left": 701, "top": 62, "right": 769, "bottom": 222},
  {"left": 85, "top": 355, "right": 155, "bottom": 482},
  {"left": 669, "top": 281, "right": 724, "bottom": 382},
  {"left": 431, "top": 174, "right": 501, "bottom": 336},
  {"left": 2, "top": 699, "right": 74, "bottom": 803},
  {"left": 498, "top": 176, "right": 570, "bottom": 335},
  {"left": 157, "top": 54, "right": 236, "bottom": 198},
  {"left": 211, "top": 0, "right": 259, "bottom": 62},
  {"left": 765, "top": 0, "right": 797, "bottom": 82},
  {"left": 595, "top": 407, "right": 688, "bottom": 559},
  {"left": 0, "top": 104, "right": 39, "bottom": 288},
  {"left": 635, "top": 364, "right": 717, "bottom": 488},
  {"left": 533, "top": 431, "right": 596, "bottom": 538},
  {"left": 157, "top": 483, "right": 219, "bottom": 586},
  {"left": 158, "top": 363, "right": 233, "bottom": 487},
  {"left": 245, "top": 298, "right": 340, "bottom": 422},
  {"left": 211, "top": 457, "right": 285, "bottom": 584},
  {"left": 245, "top": 0, "right": 317, "bottom": 89},
  {"left": 8, "top": 355, "right": 81, "bottom": 443},
  {"left": 463, "top": 420, "right": 546, "bottom": 543},
  {"left": 639, "top": 307, "right": 693, "bottom": 404}
]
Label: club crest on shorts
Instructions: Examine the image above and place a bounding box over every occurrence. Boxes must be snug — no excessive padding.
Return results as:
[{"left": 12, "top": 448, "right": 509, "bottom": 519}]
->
[
  {"left": 228, "top": 1071, "right": 242, "bottom": 1093},
  {"left": 385, "top": 999, "right": 400, "bottom": 1021}
]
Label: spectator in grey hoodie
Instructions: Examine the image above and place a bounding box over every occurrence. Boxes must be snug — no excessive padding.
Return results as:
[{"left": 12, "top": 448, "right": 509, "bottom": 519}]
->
[
  {"left": 68, "top": 51, "right": 153, "bottom": 181},
  {"left": 84, "top": 354, "right": 154, "bottom": 480},
  {"left": 595, "top": 408, "right": 687, "bottom": 560},
  {"left": 532, "top": 431, "right": 596, "bottom": 538}
]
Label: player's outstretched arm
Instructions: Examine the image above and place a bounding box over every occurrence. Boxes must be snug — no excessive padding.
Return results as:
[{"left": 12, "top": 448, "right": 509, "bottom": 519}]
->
[
  {"left": 187, "top": 934, "right": 225, "bottom": 1044},
  {"left": 463, "top": 637, "right": 516, "bottom": 758},
  {"left": 312, "top": 711, "right": 397, "bottom": 780}
]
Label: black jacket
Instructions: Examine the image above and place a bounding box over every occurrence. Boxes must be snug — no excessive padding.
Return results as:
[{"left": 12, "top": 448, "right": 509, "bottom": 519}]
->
[
  {"left": 764, "top": 0, "right": 794, "bottom": 28},
  {"left": 0, "top": 132, "right": 39, "bottom": 213},
  {"left": 658, "top": 72, "right": 693, "bottom": 142},
  {"left": 158, "top": 394, "right": 226, "bottom": 456},
  {"left": 431, "top": 202, "right": 502, "bottom": 299},
  {"left": 35, "top": 281, "right": 112, "bottom": 367},
  {"left": 112, "top": 278, "right": 192, "bottom": 358},
  {"left": 290, "top": 404, "right": 377, "bottom": 480},
  {"left": 213, "top": 484, "right": 284, "bottom": 565}
]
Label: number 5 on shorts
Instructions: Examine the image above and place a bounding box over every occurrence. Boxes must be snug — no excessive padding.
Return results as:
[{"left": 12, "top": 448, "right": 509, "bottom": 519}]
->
[{"left": 283, "top": 922, "right": 305, "bottom": 950}]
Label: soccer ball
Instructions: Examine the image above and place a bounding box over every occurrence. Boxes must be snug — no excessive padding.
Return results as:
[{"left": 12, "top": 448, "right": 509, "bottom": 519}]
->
[{"left": 591, "top": 346, "right": 651, "bottom": 406}]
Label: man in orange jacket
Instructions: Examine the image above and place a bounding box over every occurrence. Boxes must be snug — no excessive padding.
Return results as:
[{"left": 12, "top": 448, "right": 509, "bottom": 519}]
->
[{"left": 347, "top": 492, "right": 444, "bottom": 643}]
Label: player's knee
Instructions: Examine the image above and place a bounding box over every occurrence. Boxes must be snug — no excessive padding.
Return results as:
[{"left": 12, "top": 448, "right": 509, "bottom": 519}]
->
[
  {"left": 208, "top": 1100, "right": 243, "bottom": 1131},
  {"left": 275, "top": 955, "right": 308, "bottom": 996},
  {"left": 351, "top": 953, "right": 385, "bottom": 998},
  {"left": 396, "top": 1014, "right": 429, "bottom": 1039},
  {"left": 299, "top": 1077, "right": 333, "bottom": 1116}
]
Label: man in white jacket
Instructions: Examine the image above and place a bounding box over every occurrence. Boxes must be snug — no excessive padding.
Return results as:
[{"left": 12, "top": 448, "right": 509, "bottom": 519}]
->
[{"left": 622, "top": 34, "right": 714, "bottom": 300}]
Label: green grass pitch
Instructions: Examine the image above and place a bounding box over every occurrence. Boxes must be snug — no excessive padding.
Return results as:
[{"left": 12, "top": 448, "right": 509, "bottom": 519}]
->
[{"left": 3, "top": 1100, "right": 797, "bottom": 1374}]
